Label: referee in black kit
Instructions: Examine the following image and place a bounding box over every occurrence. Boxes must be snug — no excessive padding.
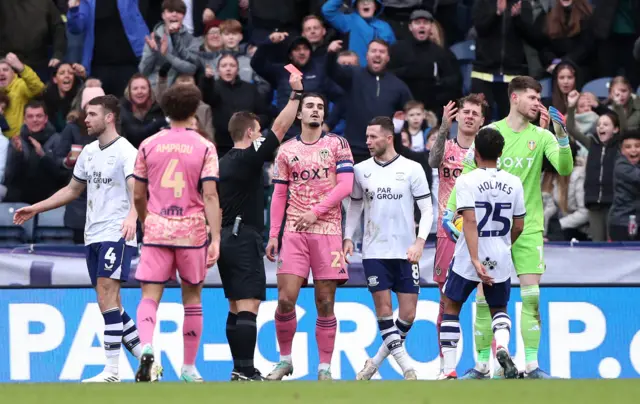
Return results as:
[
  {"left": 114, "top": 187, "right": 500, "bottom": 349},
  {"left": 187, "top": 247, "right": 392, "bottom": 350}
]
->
[{"left": 217, "top": 73, "right": 303, "bottom": 381}]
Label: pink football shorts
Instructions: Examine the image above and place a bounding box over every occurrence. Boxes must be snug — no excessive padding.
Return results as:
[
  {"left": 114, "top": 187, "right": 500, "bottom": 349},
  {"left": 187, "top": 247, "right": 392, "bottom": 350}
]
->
[
  {"left": 277, "top": 232, "right": 349, "bottom": 284},
  {"left": 433, "top": 236, "right": 456, "bottom": 283},
  {"left": 135, "top": 245, "right": 208, "bottom": 285}
]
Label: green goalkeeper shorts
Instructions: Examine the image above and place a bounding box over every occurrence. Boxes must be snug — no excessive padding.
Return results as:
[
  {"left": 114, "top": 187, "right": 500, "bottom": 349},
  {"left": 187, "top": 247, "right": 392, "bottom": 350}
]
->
[{"left": 512, "top": 231, "right": 545, "bottom": 276}]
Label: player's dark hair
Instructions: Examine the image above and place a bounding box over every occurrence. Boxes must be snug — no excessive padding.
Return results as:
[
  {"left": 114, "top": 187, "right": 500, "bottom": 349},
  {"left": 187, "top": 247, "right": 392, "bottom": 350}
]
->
[
  {"left": 162, "top": 0, "right": 187, "bottom": 14},
  {"left": 24, "top": 100, "right": 47, "bottom": 115},
  {"left": 458, "top": 93, "right": 489, "bottom": 118},
  {"left": 228, "top": 111, "right": 259, "bottom": 142},
  {"left": 474, "top": 127, "right": 504, "bottom": 161},
  {"left": 368, "top": 38, "right": 390, "bottom": 51},
  {"left": 508, "top": 76, "right": 542, "bottom": 97},
  {"left": 368, "top": 116, "right": 395, "bottom": 136},
  {"left": 86, "top": 95, "right": 120, "bottom": 122},
  {"left": 160, "top": 84, "right": 201, "bottom": 121},
  {"left": 298, "top": 92, "right": 327, "bottom": 114}
]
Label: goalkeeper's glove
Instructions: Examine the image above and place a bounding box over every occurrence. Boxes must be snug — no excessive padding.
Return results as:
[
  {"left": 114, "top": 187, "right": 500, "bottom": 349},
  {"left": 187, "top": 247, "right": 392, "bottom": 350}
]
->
[
  {"left": 442, "top": 209, "right": 460, "bottom": 242},
  {"left": 549, "top": 106, "right": 570, "bottom": 148}
]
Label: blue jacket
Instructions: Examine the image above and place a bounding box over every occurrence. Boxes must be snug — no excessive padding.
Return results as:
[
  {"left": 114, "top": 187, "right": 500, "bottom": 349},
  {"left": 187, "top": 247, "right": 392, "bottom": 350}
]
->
[
  {"left": 326, "top": 52, "right": 413, "bottom": 157},
  {"left": 251, "top": 42, "right": 343, "bottom": 113},
  {"left": 67, "top": 0, "right": 148, "bottom": 74},
  {"left": 322, "top": 0, "right": 395, "bottom": 66}
]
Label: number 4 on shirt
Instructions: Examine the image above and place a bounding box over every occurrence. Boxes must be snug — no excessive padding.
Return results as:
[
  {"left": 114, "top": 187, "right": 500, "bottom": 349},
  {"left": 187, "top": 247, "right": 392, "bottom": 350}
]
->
[{"left": 161, "top": 159, "right": 186, "bottom": 198}]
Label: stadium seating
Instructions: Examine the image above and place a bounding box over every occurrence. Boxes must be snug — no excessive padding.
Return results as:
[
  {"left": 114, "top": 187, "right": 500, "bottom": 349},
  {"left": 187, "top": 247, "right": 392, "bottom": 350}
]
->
[
  {"left": 34, "top": 207, "right": 75, "bottom": 244},
  {"left": 0, "top": 203, "right": 34, "bottom": 245},
  {"left": 450, "top": 40, "right": 476, "bottom": 95},
  {"left": 540, "top": 77, "right": 553, "bottom": 99},
  {"left": 581, "top": 77, "right": 612, "bottom": 99}
]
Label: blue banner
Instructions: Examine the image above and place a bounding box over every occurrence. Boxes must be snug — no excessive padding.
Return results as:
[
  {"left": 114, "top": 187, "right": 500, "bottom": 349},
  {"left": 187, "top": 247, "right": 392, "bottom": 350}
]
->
[{"left": 1, "top": 287, "right": 640, "bottom": 382}]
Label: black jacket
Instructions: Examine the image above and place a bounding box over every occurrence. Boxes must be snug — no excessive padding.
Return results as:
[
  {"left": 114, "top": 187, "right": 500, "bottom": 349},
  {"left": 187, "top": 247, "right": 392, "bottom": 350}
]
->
[
  {"left": 388, "top": 37, "right": 462, "bottom": 116},
  {"left": 592, "top": 0, "right": 640, "bottom": 40},
  {"left": 472, "top": 0, "right": 536, "bottom": 76},
  {"left": 5, "top": 122, "right": 65, "bottom": 204},
  {"left": 119, "top": 99, "right": 167, "bottom": 149},
  {"left": 608, "top": 155, "right": 640, "bottom": 226},
  {"left": 199, "top": 76, "right": 269, "bottom": 156},
  {"left": 327, "top": 51, "right": 413, "bottom": 157},
  {"left": 583, "top": 138, "right": 618, "bottom": 207},
  {"left": 533, "top": 11, "right": 594, "bottom": 69}
]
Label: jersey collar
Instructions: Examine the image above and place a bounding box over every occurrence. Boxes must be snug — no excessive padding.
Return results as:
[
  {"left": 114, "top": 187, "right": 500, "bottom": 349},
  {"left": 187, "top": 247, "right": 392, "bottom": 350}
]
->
[
  {"left": 373, "top": 153, "right": 400, "bottom": 167},
  {"left": 99, "top": 136, "right": 122, "bottom": 151},
  {"left": 296, "top": 131, "right": 325, "bottom": 145}
]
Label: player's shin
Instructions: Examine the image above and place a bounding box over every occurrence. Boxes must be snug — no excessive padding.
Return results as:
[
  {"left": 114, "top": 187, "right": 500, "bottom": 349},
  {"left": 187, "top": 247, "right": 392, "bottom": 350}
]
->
[
  {"left": 440, "top": 314, "right": 460, "bottom": 377},
  {"left": 121, "top": 309, "right": 142, "bottom": 358},
  {"left": 521, "top": 285, "right": 541, "bottom": 372},
  {"left": 274, "top": 308, "right": 297, "bottom": 363},
  {"left": 102, "top": 307, "right": 123, "bottom": 375},
  {"left": 235, "top": 311, "right": 259, "bottom": 375},
  {"left": 183, "top": 304, "right": 203, "bottom": 369},
  {"left": 316, "top": 316, "right": 337, "bottom": 372},
  {"left": 377, "top": 316, "right": 413, "bottom": 374},
  {"left": 136, "top": 298, "right": 158, "bottom": 347},
  {"left": 491, "top": 312, "right": 511, "bottom": 351},
  {"left": 474, "top": 296, "right": 492, "bottom": 373}
]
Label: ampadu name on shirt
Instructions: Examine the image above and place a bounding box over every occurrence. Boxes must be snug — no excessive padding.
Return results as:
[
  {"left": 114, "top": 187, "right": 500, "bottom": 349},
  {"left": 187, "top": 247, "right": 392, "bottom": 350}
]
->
[{"left": 155, "top": 143, "right": 194, "bottom": 154}]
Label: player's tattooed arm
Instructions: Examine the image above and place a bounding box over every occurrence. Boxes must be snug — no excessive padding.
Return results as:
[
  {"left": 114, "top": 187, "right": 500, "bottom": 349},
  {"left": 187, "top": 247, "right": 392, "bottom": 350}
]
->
[{"left": 428, "top": 101, "right": 457, "bottom": 168}]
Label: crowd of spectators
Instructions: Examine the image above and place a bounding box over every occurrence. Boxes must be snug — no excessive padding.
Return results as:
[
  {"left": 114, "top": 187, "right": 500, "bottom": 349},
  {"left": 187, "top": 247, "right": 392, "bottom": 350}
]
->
[{"left": 0, "top": 0, "right": 638, "bottom": 244}]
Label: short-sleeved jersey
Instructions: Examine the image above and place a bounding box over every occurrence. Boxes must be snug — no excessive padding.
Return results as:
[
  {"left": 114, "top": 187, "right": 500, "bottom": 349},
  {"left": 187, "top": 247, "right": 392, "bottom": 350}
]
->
[
  {"left": 437, "top": 139, "right": 469, "bottom": 238},
  {"left": 452, "top": 168, "right": 526, "bottom": 283},
  {"left": 447, "top": 119, "right": 574, "bottom": 234},
  {"left": 133, "top": 128, "right": 219, "bottom": 248},
  {"left": 351, "top": 155, "right": 431, "bottom": 259},
  {"left": 272, "top": 133, "right": 354, "bottom": 235},
  {"left": 72, "top": 137, "right": 138, "bottom": 246}
]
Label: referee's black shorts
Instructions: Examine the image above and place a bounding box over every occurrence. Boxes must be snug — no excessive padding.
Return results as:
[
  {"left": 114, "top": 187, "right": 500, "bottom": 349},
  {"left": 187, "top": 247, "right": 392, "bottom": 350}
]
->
[{"left": 218, "top": 225, "right": 266, "bottom": 301}]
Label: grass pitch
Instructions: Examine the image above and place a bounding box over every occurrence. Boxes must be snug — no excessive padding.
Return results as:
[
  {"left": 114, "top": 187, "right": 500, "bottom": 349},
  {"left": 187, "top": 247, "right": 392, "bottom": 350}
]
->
[{"left": 1, "top": 380, "right": 638, "bottom": 404}]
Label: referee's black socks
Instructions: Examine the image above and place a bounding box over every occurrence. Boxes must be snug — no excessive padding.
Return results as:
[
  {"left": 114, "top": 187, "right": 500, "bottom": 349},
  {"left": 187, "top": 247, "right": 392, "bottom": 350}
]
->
[
  {"left": 226, "top": 312, "right": 239, "bottom": 359},
  {"left": 234, "top": 311, "right": 258, "bottom": 375}
]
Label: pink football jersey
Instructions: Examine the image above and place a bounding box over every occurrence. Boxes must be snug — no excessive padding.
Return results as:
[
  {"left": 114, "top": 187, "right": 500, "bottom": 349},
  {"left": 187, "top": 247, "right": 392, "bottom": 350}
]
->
[
  {"left": 133, "top": 128, "right": 219, "bottom": 247},
  {"left": 437, "top": 139, "right": 468, "bottom": 238},
  {"left": 272, "top": 133, "right": 353, "bottom": 235}
]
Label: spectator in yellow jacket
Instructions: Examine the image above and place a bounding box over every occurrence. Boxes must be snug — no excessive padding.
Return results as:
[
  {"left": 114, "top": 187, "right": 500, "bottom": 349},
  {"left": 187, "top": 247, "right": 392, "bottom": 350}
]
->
[{"left": 0, "top": 53, "right": 45, "bottom": 144}]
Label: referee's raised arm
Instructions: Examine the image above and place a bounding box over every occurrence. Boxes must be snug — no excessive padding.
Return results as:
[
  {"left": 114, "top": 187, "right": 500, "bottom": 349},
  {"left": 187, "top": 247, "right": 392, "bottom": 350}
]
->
[{"left": 214, "top": 73, "right": 303, "bottom": 381}]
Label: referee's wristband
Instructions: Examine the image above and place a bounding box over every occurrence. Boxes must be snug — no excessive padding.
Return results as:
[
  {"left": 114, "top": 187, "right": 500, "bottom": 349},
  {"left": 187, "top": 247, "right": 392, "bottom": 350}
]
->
[{"left": 290, "top": 91, "right": 303, "bottom": 101}]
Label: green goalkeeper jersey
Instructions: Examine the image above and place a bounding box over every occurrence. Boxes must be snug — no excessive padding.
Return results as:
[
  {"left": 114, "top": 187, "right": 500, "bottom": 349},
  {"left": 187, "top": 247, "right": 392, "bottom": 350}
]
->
[{"left": 446, "top": 119, "right": 574, "bottom": 235}]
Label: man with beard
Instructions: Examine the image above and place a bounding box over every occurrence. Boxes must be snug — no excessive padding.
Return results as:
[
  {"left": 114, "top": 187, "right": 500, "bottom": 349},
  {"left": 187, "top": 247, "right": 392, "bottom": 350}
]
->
[
  {"left": 13, "top": 96, "right": 161, "bottom": 383},
  {"left": 428, "top": 93, "right": 487, "bottom": 377},
  {"left": 344, "top": 116, "right": 433, "bottom": 381},
  {"left": 265, "top": 93, "right": 354, "bottom": 381},
  {"left": 327, "top": 39, "right": 413, "bottom": 164},
  {"left": 388, "top": 10, "right": 462, "bottom": 117},
  {"left": 251, "top": 33, "right": 341, "bottom": 136},
  {"left": 445, "top": 76, "right": 573, "bottom": 379}
]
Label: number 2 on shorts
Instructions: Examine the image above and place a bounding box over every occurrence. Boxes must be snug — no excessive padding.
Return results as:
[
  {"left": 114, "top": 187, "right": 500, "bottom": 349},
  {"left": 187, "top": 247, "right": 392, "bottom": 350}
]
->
[
  {"left": 331, "top": 251, "right": 344, "bottom": 268},
  {"left": 161, "top": 159, "right": 186, "bottom": 198}
]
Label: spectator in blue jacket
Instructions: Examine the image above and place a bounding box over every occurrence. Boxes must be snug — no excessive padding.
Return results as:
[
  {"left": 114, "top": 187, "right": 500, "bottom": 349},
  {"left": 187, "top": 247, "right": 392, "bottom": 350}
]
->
[
  {"left": 326, "top": 39, "right": 413, "bottom": 163},
  {"left": 322, "top": 0, "right": 396, "bottom": 67},
  {"left": 251, "top": 33, "right": 342, "bottom": 138},
  {"left": 67, "top": 0, "right": 149, "bottom": 97}
]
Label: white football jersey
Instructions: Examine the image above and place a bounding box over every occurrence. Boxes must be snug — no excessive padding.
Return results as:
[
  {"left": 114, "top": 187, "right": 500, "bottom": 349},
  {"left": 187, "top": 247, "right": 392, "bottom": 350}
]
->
[
  {"left": 451, "top": 168, "right": 526, "bottom": 283},
  {"left": 72, "top": 137, "right": 138, "bottom": 246},
  {"left": 351, "top": 155, "right": 431, "bottom": 259}
]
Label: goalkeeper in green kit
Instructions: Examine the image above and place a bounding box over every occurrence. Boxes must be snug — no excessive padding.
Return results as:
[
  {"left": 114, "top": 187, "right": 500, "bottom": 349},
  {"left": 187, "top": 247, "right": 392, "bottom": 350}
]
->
[{"left": 441, "top": 77, "right": 573, "bottom": 379}]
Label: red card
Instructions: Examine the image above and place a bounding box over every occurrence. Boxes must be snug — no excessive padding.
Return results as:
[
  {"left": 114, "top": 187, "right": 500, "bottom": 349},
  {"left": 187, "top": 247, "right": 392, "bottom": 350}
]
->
[{"left": 284, "top": 64, "right": 303, "bottom": 76}]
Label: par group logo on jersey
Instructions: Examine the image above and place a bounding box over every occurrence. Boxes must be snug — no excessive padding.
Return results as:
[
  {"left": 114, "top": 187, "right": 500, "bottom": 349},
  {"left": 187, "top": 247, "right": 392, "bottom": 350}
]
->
[{"left": 528, "top": 140, "right": 537, "bottom": 151}]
